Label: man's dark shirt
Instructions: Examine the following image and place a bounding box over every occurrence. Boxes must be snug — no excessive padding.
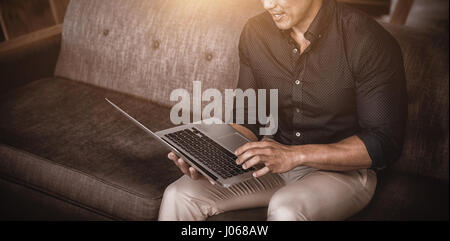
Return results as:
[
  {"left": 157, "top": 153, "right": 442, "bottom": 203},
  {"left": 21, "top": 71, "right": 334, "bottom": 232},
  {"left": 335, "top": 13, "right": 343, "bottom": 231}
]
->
[{"left": 236, "top": 0, "right": 407, "bottom": 170}]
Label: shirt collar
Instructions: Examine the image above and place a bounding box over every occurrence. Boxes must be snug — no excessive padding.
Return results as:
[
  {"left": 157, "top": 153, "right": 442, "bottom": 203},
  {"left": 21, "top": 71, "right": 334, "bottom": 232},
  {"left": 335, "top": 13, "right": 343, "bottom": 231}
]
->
[{"left": 280, "top": 0, "right": 336, "bottom": 43}]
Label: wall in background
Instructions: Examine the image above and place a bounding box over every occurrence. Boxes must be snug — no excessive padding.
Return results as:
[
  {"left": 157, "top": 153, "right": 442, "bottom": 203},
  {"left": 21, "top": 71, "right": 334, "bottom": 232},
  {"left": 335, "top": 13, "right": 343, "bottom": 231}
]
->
[{"left": 0, "top": 0, "right": 69, "bottom": 42}]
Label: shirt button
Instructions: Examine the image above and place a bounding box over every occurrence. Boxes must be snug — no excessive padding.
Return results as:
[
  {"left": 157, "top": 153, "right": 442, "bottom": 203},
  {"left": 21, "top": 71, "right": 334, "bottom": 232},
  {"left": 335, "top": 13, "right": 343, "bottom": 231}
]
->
[
  {"left": 295, "top": 80, "right": 301, "bottom": 85},
  {"left": 292, "top": 48, "right": 298, "bottom": 54},
  {"left": 295, "top": 132, "right": 302, "bottom": 137},
  {"left": 295, "top": 108, "right": 300, "bottom": 113}
]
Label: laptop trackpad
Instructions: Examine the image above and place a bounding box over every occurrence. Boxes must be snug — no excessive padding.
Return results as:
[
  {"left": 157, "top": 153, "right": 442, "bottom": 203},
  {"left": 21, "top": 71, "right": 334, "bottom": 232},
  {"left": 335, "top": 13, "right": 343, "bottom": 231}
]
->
[{"left": 218, "top": 132, "right": 250, "bottom": 152}]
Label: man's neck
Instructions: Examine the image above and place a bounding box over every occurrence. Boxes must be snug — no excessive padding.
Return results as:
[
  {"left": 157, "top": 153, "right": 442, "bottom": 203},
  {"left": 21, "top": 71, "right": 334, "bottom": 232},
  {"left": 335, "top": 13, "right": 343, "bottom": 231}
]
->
[
  {"left": 291, "top": 0, "right": 323, "bottom": 36},
  {"left": 288, "top": 0, "right": 323, "bottom": 54}
]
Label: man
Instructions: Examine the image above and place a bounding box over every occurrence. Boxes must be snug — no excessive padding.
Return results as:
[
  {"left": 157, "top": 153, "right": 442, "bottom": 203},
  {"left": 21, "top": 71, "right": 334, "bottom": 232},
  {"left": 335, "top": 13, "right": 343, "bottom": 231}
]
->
[{"left": 159, "top": 0, "right": 407, "bottom": 221}]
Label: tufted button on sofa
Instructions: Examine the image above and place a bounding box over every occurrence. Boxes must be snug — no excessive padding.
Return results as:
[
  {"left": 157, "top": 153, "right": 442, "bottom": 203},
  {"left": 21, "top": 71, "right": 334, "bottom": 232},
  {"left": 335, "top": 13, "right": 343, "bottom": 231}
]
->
[
  {"left": 0, "top": 0, "right": 448, "bottom": 220},
  {"left": 152, "top": 40, "right": 160, "bottom": 50}
]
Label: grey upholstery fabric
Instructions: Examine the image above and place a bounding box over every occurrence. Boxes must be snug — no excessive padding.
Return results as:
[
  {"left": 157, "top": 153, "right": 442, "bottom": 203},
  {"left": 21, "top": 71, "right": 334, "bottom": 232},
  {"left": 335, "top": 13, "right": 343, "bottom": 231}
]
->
[
  {"left": 0, "top": 177, "right": 110, "bottom": 221},
  {"left": 55, "top": 0, "right": 264, "bottom": 107},
  {"left": 0, "top": 77, "right": 183, "bottom": 220}
]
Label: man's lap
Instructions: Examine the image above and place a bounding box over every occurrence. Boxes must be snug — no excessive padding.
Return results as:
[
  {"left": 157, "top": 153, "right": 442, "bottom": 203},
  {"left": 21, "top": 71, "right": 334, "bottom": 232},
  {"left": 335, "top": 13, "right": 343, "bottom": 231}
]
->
[{"left": 159, "top": 168, "right": 377, "bottom": 220}]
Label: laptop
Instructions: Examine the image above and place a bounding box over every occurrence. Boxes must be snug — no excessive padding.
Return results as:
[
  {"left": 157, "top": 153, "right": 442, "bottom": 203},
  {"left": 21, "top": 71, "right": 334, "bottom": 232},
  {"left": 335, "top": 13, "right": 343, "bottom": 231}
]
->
[{"left": 105, "top": 98, "right": 257, "bottom": 187}]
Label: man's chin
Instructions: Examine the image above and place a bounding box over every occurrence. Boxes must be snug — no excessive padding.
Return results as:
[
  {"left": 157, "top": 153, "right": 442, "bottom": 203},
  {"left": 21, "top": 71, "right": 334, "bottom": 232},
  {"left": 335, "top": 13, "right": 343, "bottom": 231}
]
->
[
  {"left": 273, "top": 21, "right": 292, "bottom": 31},
  {"left": 275, "top": 24, "right": 291, "bottom": 31}
]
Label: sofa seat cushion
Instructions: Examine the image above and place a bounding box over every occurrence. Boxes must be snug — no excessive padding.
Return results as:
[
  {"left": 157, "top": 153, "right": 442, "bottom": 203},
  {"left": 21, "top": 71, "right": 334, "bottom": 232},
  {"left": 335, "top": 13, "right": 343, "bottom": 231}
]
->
[
  {"left": 0, "top": 77, "right": 183, "bottom": 220},
  {"left": 208, "top": 170, "right": 449, "bottom": 221},
  {"left": 351, "top": 170, "right": 449, "bottom": 220}
]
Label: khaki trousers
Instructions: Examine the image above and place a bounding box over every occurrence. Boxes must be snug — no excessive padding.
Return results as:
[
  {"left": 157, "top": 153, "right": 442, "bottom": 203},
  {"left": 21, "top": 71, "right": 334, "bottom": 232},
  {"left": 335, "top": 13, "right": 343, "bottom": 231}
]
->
[{"left": 158, "top": 168, "right": 377, "bottom": 221}]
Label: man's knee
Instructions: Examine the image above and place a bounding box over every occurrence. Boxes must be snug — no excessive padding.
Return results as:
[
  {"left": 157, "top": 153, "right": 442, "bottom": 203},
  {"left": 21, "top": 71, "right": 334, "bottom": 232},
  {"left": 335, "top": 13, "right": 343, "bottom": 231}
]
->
[
  {"left": 159, "top": 176, "right": 216, "bottom": 221},
  {"left": 267, "top": 193, "right": 308, "bottom": 221},
  {"left": 162, "top": 181, "right": 180, "bottom": 199},
  {"left": 161, "top": 177, "right": 196, "bottom": 203},
  {"left": 158, "top": 177, "right": 203, "bottom": 221}
]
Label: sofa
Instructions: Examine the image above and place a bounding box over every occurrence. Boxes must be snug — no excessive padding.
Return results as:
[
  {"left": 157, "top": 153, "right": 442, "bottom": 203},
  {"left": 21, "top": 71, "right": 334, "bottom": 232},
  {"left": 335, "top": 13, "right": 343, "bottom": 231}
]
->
[{"left": 0, "top": 0, "right": 448, "bottom": 221}]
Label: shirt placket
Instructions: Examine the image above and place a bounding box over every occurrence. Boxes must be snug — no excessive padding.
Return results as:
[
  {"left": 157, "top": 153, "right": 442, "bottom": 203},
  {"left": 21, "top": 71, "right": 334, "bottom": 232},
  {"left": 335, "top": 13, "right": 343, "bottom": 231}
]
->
[{"left": 290, "top": 42, "right": 307, "bottom": 143}]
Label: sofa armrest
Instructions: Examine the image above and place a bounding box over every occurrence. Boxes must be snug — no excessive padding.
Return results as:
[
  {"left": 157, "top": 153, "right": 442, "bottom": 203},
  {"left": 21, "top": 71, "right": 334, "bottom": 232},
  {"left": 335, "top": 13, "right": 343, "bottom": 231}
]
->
[{"left": 0, "top": 25, "right": 62, "bottom": 94}]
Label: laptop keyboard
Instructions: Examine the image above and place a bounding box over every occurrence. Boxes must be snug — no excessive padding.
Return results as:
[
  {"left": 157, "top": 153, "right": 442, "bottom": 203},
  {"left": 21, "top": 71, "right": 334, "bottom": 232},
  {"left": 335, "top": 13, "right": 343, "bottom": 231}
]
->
[{"left": 164, "top": 128, "right": 255, "bottom": 179}]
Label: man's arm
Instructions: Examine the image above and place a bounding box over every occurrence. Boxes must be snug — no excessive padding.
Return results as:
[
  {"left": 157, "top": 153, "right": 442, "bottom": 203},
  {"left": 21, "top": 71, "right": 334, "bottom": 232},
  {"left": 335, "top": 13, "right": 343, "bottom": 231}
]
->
[
  {"left": 351, "top": 27, "right": 408, "bottom": 170},
  {"left": 235, "top": 134, "right": 372, "bottom": 177},
  {"left": 290, "top": 135, "right": 372, "bottom": 171}
]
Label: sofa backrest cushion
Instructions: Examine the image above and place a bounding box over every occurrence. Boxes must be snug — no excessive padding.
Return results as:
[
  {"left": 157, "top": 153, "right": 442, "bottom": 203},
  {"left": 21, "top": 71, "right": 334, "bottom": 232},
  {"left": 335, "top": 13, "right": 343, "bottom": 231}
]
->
[
  {"left": 383, "top": 24, "right": 449, "bottom": 181},
  {"left": 55, "top": 0, "right": 263, "bottom": 107}
]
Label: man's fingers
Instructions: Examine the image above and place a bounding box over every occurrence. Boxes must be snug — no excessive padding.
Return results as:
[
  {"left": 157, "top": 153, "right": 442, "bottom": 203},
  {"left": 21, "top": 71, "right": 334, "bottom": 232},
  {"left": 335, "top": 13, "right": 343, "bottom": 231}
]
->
[
  {"left": 242, "top": 155, "right": 264, "bottom": 170},
  {"left": 235, "top": 141, "right": 274, "bottom": 156},
  {"left": 169, "top": 152, "right": 185, "bottom": 172},
  {"left": 168, "top": 152, "right": 179, "bottom": 161},
  {"left": 170, "top": 154, "right": 211, "bottom": 182},
  {"left": 177, "top": 158, "right": 190, "bottom": 175},
  {"left": 253, "top": 166, "right": 271, "bottom": 178},
  {"left": 189, "top": 167, "right": 200, "bottom": 180},
  {"left": 169, "top": 153, "right": 180, "bottom": 167},
  {"left": 236, "top": 148, "right": 270, "bottom": 165},
  {"left": 189, "top": 167, "right": 215, "bottom": 185}
]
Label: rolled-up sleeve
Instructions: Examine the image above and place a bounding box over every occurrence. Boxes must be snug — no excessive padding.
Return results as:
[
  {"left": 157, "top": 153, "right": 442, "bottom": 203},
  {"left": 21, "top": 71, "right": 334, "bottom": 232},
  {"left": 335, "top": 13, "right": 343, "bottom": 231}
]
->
[{"left": 353, "top": 31, "right": 408, "bottom": 170}]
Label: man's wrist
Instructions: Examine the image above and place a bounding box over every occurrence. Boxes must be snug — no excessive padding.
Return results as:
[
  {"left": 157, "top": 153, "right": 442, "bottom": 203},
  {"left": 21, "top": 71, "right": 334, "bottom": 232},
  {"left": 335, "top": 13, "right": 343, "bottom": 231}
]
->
[
  {"left": 261, "top": 136, "right": 274, "bottom": 141},
  {"left": 290, "top": 145, "right": 307, "bottom": 167}
]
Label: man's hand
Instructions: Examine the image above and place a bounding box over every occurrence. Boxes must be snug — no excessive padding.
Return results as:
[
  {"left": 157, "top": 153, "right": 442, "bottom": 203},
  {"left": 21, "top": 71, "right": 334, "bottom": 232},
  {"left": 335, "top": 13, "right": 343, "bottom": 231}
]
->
[
  {"left": 235, "top": 138, "right": 300, "bottom": 178},
  {"left": 168, "top": 152, "right": 216, "bottom": 185}
]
